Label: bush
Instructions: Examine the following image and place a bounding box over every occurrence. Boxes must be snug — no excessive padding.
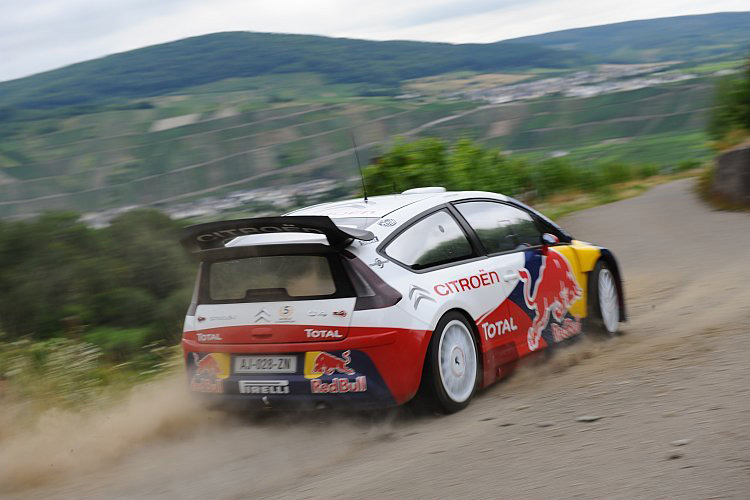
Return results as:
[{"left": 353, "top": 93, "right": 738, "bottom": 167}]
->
[
  {"left": 576, "top": 165, "right": 607, "bottom": 192},
  {"left": 152, "top": 288, "right": 193, "bottom": 345},
  {"left": 93, "top": 287, "right": 157, "bottom": 327},
  {"left": 0, "top": 209, "right": 192, "bottom": 342},
  {"left": 601, "top": 162, "right": 634, "bottom": 185},
  {"left": 637, "top": 163, "right": 660, "bottom": 178},
  {"left": 675, "top": 159, "right": 702, "bottom": 172},
  {"left": 83, "top": 327, "right": 153, "bottom": 363},
  {"left": 365, "top": 137, "right": 674, "bottom": 201},
  {"left": 708, "top": 56, "right": 750, "bottom": 140}
]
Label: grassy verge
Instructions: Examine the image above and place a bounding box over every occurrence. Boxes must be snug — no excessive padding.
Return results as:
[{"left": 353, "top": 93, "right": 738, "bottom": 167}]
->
[
  {"left": 0, "top": 335, "right": 180, "bottom": 418},
  {"left": 535, "top": 167, "right": 705, "bottom": 220}
]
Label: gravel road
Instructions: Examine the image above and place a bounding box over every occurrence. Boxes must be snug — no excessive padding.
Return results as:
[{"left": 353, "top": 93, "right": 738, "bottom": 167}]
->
[{"left": 7, "top": 178, "right": 750, "bottom": 499}]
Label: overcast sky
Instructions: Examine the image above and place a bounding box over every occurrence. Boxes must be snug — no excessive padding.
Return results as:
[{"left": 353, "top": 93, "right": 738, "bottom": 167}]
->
[{"left": 1, "top": 0, "right": 748, "bottom": 82}]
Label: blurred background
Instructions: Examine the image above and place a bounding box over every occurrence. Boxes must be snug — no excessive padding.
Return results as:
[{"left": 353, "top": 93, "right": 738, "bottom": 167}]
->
[{"left": 0, "top": 1, "right": 749, "bottom": 480}]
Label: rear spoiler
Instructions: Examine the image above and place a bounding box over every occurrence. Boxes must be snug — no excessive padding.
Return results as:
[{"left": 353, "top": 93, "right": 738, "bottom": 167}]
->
[{"left": 180, "top": 216, "right": 375, "bottom": 252}]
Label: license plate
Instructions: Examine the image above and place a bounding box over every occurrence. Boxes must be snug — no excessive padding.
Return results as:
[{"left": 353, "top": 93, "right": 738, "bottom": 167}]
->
[{"left": 234, "top": 355, "right": 296, "bottom": 374}]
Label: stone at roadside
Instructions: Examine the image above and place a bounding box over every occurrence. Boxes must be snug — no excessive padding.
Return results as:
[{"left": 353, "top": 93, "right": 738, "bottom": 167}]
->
[{"left": 575, "top": 415, "right": 603, "bottom": 422}]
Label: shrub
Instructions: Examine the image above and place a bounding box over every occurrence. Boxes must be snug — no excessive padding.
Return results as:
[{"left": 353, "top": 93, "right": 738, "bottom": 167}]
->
[
  {"left": 93, "top": 287, "right": 157, "bottom": 327},
  {"left": 637, "top": 163, "right": 660, "bottom": 178},
  {"left": 601, "top": 161, "right": 633, "bottom": 185}
]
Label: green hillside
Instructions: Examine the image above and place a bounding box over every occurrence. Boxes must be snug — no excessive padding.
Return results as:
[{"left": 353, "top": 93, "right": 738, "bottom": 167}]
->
[
  {"left": 1, "top": 13, "right": 742, "bottom": 219},
  {"left": 0, "top": 76, "right": 715, "bottom": 218},
  {"left": 508, "top": 12, "right": 750, "bottom": 63},
  {"left": 0, "top": 32, "right": 589, "bottom": 110}
]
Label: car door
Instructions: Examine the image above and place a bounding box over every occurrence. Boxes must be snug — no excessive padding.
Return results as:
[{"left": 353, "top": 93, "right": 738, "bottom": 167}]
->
[
  {"left": 380, "top": 206, "right": 520, "bottom": 385},
  {"left": 454, "top": 200, "right": 587, "bottom": 359},
  {"left": 451, "top": 201, "right": 531, "bottom": 370}
]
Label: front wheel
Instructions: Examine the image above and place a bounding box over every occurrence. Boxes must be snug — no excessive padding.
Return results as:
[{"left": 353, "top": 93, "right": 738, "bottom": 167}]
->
[
  {"left": 423, "top": 312, "right": 480, "bottom": 413},
  {"left": 590, "top": 260, "right": 621, "bottom": 336}
]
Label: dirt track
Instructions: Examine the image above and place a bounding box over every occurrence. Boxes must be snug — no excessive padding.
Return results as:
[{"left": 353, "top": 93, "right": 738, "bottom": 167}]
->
[{"left": 8, "top": 178, "right": 750, "bottom": 499}]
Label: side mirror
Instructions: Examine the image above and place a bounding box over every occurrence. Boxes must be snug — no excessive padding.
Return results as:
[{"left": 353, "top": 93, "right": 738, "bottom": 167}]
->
[
  {"left": 541, "top": 233, "right": 559, "bottom": 253},
  {"left": 541, "top": 233, "right": 559, "bottom": 246}
]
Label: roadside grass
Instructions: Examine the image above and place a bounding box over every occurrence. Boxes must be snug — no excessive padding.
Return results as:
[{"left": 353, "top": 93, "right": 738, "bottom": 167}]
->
[
  {"left": 0, "top": 334, "right": 181, "bottom": 422},
  {"left": 536, "top": 167, "right": 705, "bottom": 220}
]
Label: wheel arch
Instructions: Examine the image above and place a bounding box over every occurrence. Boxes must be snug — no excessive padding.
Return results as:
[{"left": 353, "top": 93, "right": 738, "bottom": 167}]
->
[
  {"left": 420, "top": 307, "right": 484, "bottom": 381},
  {"left": 591, "top": 249, "right": 627, "bottom": 321}
]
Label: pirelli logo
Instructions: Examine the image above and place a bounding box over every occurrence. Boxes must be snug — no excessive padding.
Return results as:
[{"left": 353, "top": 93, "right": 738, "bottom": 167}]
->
[{"left": 238, "top": 380, "right": 290, "bottom": 394}]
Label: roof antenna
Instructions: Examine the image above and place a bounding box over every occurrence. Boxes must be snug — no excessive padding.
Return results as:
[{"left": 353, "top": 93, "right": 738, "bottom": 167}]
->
[{"left": 350, "top": 132, "right": 368, "bottom": 203}]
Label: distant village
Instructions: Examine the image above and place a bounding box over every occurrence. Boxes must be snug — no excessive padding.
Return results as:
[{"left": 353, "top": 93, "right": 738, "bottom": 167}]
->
[
  {"left": 80, "top": 179, "right": 341, "bottom": 227},
  {"left": 458, "top": 64, "right": 704, "bottom": 103}
]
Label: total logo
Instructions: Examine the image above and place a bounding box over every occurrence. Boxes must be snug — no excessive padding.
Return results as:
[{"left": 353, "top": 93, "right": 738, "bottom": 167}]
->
[
  {"left": 481, "top": 317, "right": 518, "bottom": 340},
  {"left": 305, "top": 328, "right": 343, "bottom": 339},
  {"left": 190, "top": 353, "right": 230, "bottom": 393},
  {"left": 196, "top": 333, "right": 223, "bottom": 342}
]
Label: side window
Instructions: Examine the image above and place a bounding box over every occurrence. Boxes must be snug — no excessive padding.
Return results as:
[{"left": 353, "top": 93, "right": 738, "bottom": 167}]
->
[
  {"left": 455, "top": 201, "right": 542, "bottom": 254},
  {"left": 385, "top": 210, "right": 474, "bottom": 270}
]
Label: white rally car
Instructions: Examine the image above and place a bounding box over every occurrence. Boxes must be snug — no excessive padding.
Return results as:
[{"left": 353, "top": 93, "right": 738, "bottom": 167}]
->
[{"left": 180, "top": 187, "right": 625, "bottom": 413}]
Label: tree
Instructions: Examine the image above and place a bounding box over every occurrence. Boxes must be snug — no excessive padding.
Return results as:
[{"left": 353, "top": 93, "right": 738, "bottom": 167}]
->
[{"left": 709, "top": 56, "right": 750, "bottom": 140}]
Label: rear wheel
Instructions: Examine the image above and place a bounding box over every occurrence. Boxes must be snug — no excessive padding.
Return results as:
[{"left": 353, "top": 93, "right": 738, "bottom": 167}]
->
[
  {"left": 423, "top": 312, "right": 480, "bottom": 413},
  {"left": 590, "top": 260, "right": 620, "bottom": 335}
]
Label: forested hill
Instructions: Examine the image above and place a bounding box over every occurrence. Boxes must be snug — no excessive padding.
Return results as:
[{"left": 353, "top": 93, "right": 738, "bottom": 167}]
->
[
  {"left": 507, "top": 12, "right": 750, "bottom": 63},
  {"left": 2, "top": 12, "right": 747, "bottom": 111},
  {"left": 0, "top": 32, "right": 588, "bottom": 109}
]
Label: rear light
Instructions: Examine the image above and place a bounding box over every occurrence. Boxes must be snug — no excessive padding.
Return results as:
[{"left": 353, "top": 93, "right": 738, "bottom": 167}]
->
[{"left": 342, "top": 252, "right": 402, "bottom": 310}]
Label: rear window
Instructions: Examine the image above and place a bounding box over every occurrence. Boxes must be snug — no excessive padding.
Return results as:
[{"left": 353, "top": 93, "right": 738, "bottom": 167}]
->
[{"left": 206, "top": 255, "right": 338, "bottom": 302}]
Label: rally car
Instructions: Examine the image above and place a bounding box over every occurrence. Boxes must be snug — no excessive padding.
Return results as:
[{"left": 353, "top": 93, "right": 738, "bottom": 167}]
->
[{"left": 180, "top": 187, "right": 625, "bottom": 413}]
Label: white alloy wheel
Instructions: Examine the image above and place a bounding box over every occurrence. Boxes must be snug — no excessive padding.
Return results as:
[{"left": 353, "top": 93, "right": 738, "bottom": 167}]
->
[
  {"left": 437, "top": 319, "right": 478, "bottom": 403},
  {"left": 598, "top": 268, "right": 619, "bottom": 333}
]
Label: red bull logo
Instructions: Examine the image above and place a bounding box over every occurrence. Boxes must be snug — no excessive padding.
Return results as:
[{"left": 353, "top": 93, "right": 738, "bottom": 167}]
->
[
  {"left": 304, "top": 350, "right": 355, "bottom": 379},
  {"left": 518, "top": 249, "right": 582, "bottom": 351},
  {"left": 189, "top": 352, "right": 230, "bottom": 393},
  {"left": 310, "top": 376, "right": 367, "bottom": 394}
]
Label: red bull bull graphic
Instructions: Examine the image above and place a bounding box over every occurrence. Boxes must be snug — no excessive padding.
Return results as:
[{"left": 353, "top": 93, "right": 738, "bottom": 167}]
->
[
  {"left": 304, "top": 350, "right": 355, "bottom": 378},
  {"left": 190, "top": 352, "right": 230, "bottom": 393},
  {"left": 518, "top": 249, "right": 583, "bottom": 351}
]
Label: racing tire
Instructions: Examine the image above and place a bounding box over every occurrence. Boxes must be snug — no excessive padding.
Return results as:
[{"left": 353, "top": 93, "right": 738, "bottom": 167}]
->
[
  {"left": 589, "top": 260, "right": 621, "bottom": 336},
  {"left": 423, "top": 312, "right": 480, "bottom": 414}
]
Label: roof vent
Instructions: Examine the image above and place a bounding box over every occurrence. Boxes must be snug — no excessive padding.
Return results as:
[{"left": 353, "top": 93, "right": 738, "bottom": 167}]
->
[{"left": 401, "top": 187, "right": 447, "bottom": 195}]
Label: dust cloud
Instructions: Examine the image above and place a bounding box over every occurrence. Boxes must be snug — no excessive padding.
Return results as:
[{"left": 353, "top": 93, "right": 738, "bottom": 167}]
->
[
  {"left": 0, "top": 374, "right": 216, "bottom": 493},
  {"left": 502, "top": 332, "right": 615, "bottom": 390},
  {"left": 0, "top": 371, "right": 409, "bottom": 497}
]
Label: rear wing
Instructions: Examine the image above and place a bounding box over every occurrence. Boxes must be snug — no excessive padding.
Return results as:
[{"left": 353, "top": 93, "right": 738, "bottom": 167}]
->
[{"left": 180, "top": 216, "right": 375, "bottom": 253}]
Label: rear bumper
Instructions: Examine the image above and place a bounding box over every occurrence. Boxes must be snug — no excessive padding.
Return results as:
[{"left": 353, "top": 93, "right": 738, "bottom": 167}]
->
[{"left": 182, "top": 327, "right": 431, "bottom": 409}]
